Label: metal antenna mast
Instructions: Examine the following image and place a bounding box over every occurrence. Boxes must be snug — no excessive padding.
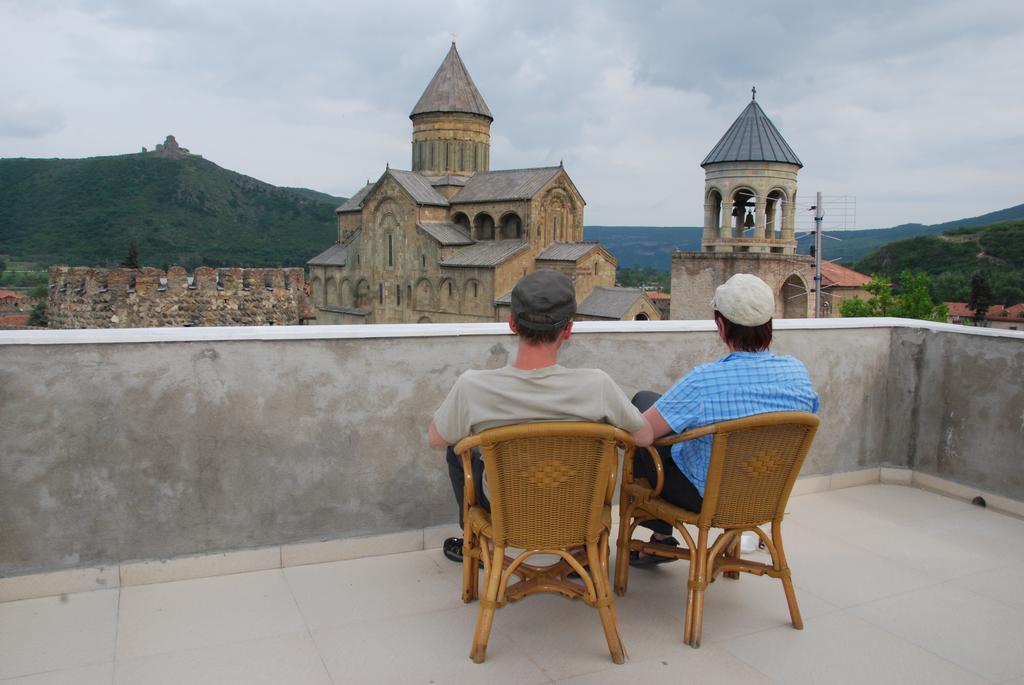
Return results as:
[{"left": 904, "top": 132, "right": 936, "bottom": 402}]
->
[{"left": 813, "top": 191, "right": 824, "bottom": 318}]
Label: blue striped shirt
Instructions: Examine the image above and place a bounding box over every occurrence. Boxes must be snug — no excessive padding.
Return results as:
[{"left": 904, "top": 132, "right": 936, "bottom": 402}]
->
[{"left": 653, "top": 350, "right": 819, "bottom": 496}]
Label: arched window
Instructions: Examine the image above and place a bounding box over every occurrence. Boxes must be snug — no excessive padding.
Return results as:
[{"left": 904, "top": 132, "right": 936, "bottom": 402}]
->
[
  {"left": 396, "top": 284, "right": 401, "bottom": 306},
  {"left": 473, "top": 282, "right": 478, "bottom": 298},
  {"left": 378, "top": 282, "right": 383, "bottom": 305},
  {"left": 387, "top": 235, "right": 393, "bottom": 267}
]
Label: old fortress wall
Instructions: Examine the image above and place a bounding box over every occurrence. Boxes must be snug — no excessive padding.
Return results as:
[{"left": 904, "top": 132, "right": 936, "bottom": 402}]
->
[{"left": 47, "top": 266, "right": 310, "bottom": 329}]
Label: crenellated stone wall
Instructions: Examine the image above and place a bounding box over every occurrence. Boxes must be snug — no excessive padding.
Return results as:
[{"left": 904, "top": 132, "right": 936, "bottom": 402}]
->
[{"left": 47, "top": 266, "right": 311, "bottom": 329}]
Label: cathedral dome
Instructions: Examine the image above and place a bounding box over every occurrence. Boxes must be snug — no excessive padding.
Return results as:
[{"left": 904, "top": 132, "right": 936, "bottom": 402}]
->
[
  {"left": 410, "top": 43, "right": 492, "bottom": 121},
  {"left": 702, "top": 95, "right": 801, "bottom": 168}
]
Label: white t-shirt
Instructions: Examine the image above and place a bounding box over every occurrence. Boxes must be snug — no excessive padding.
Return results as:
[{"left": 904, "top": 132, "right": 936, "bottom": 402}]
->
[{"left": 432, "top": 364, "right": 645, "bottom": 443}]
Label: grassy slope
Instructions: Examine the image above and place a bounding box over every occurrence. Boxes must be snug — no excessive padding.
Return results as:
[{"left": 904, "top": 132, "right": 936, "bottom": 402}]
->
[{"left": 0, "top": 154, "right": 344, "bottom": 268}]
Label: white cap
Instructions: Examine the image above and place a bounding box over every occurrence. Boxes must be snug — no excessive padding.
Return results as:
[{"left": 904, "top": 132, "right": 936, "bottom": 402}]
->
[{"left": 712, "top": 274, "right": 775, "bottom": 326}]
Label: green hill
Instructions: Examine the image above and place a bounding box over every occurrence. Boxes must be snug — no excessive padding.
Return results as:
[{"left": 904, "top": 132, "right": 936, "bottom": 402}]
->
[
  {"left": 0, "top": 153, "right": 344, "bottom": 268},
  {"left": 854, "top": 220, "right": 1024, "bottom": 303},
  {"left": 584, "top": 203, "right": 1024, "bottom": 273}
]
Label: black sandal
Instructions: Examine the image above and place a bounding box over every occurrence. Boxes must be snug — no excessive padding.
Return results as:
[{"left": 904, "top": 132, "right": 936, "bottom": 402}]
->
[
  {"left": 629, "top": 535, "right": 680, "bottom": 567},
  {"left": 443, "top": 536, "right": 485, "bottom": 568},
  {"left": 443, "top": 537, "right": 465, "bottom": 563}
]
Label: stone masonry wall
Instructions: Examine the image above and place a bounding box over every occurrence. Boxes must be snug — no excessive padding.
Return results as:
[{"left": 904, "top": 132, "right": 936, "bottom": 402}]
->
[{"left": 47, "top": 266, "right": 310, "bottom": 329}]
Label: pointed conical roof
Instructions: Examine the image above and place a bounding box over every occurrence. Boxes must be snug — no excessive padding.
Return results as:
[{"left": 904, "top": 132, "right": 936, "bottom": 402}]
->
[
  {"left": 702, "top": 98, "right": 802, "bottom": 167},
  {"left": 410, "top": 43, "right": 493, "bottom": 121}
]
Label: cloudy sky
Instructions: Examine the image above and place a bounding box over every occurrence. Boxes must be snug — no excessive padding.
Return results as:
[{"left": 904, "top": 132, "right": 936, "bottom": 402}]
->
[{"left": 2, "top": 0, "right": 1022, "bottom": 228}]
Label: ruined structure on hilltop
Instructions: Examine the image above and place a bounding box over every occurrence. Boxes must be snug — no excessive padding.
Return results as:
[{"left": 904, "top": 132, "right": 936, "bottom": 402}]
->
[
  {"left": 307, "top": 42, "right": 659, "bottom": 324},
  {"left": 148, "top": 135, "right": 193, "bottom": 160},
  {"left": 47, "top": 266, "right": 313, "bottom": 328}
]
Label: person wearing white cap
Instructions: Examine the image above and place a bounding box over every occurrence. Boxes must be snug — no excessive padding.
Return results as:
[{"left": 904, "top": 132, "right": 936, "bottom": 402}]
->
[{"left": 628, "top": 273, "right": 819, "bottom": 566}]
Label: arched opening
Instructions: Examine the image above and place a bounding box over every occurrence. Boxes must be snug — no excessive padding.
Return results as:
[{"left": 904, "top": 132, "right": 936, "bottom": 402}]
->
[
  {"left": 499, "top": 212, "right": 523, "bottom": 240},
  {"left": 339, "top": 279, "right": 352, "bottom": 308},
  {"left": 452, "top": 212, "right": 470, "bottom": 234},
  {"left": 634, "top": 312, "right": 649, "bottom": 320},
  {"left": 355, "top": 279, "right": 372, "bottom": 309},
  {"left": 309, "top": 276, "right": 323, "bottom": 305},
  {"left": 417, "top": 316, "right": 433, "bottom": 324},
  {"left": 706, "top": 189, "right": 723, "bottom": 237},
  {"left": 766, "top": 190, "right": 786, "bottom": 240},
  {"left": 473, "top": 213, "right": 495, "bottom": 240},
  {"left": 731, "top": 189, "right": 757, "bottom": 238},
  {"left": 325, "top": 277, "right": 338, "bottom": 307},
  {"left": 439, "top": 278, "right": 458, "bottom": 312},
  {"left": 782, "top": 274, "right": 808, "bottom": 318},
  {"left": 414, "top": 278, "right": 435, "bottom": 310}
]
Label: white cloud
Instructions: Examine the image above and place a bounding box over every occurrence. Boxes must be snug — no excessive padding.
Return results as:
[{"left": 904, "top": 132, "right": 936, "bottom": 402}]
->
[{"left": 0, "top": 0, "right": 1022, "bottom": 228}]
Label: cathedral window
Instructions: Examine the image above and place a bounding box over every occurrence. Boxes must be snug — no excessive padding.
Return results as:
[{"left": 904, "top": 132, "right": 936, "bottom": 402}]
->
[
  {"left": 378, "top": 283, "right": 383, "bottom": 304},
  {"left": 594, "top": 262, "right": 598, "bottom": 275},
  {"left": 447, "top": 281, "right": 452, "bottom": 297},
  {"left": 421, "top": 254, "right": 426, "bottom": 269},
  {"left": 396, "top": 284, "right": 401, "bottom": 305},
  {"left": 553, "top": 216, "right": 559, "bottom": 241},
  {"left": 472, "top": 282, "right": 478, "bottom": 298},
  {"left": 387, "top": 235, "right": 393, "bottom": 267}
]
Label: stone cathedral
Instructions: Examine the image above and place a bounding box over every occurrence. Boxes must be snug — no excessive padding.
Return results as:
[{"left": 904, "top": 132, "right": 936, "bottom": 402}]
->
[{"left": 308, "top": 43, "right": 658, "bottom": 325}]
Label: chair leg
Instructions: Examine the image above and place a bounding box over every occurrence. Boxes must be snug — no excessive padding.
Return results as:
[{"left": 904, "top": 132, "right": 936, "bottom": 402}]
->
[
  {"left": 772, "top": 521, "right": 803, "bottom": 630},
  {"left": 687, "top": 527, "right": 710, "bottom": 648},
  {"left": 724, "top": 534, "right": 740, "bottom": 580},
  {"left": 462, "top": 530, "right": 477, "bottom": 603},
  {"left": 682, "top": 528, "right": 697, "bottom": 646},
  {"left": 470, "top": 545, "right": 504, "bottom": 663},
  {"left": 613, "top": 497, "right": 633, "bottom": 596},
  {"left": 589, "top": 541, "right": 625, "bottom": 664}
]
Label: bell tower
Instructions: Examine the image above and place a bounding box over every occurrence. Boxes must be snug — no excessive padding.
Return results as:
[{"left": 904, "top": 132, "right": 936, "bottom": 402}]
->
[
  {"left": 701, "top": 88, "right": 802, "bottom": 255},
  {"left": 410, "top": 42, "right": 493, "bottom": 177}
]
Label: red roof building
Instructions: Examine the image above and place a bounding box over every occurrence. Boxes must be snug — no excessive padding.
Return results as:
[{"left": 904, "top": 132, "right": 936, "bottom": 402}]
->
[{"left": 946, "top": 302, "right": 1024, "bottom": 330}]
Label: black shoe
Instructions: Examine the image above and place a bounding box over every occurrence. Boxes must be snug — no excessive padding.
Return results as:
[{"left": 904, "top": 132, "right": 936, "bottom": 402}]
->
[
  {"left": 629, "top": 535, "right": 680, "bottom": 567},
  {"left": 443, "top": 537, "right": 464, "bottom": 563}
]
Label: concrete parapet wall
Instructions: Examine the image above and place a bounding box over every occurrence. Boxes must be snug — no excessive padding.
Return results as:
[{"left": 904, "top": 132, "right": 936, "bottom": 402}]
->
[
  {"left": 0, "top": 319, "right": 1021, "bottom": 576},
  {"left": 47, "top": 266, "right": 309, "bottom": 329}
]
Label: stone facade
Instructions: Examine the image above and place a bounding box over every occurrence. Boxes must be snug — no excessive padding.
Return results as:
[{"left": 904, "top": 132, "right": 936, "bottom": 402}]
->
[
  {"left": 47, "top": 266, "right": 311, "bottom": 329},
  {"left": 671, "top": 252, "right": 813, "bottom": 320}
]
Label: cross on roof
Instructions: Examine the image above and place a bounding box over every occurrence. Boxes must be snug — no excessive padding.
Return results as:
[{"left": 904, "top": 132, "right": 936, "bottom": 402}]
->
[{"left": 752, "top": 85, "right": 757, "bottom": 101}]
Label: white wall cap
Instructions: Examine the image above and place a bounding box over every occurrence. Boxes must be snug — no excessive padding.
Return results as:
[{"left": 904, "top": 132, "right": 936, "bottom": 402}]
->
[{"left": 2, "top": 317, "right": 1022, "bottom": 346}]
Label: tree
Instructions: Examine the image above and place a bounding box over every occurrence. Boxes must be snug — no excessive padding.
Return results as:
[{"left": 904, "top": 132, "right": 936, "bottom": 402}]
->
[
  {"left": 121, "top": 241, "right": 140, "bottom": 269},
  {"left": 27, "top": 301, "right": 47, "bottom": 327},
  {"left": 840, "top": 271, "right": 947, "bottom": 322},
  {"left": 968, "top": 271, "right": 995, "bottom": 325}
]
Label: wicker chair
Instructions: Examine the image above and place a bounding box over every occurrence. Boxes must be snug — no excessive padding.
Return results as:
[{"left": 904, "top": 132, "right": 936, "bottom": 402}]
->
[
  {"left": 613, "top": 411, "right": 819, "bottom": 648},
  {"left": 454, "top": 422, "right": 634, "bottom": 664}
]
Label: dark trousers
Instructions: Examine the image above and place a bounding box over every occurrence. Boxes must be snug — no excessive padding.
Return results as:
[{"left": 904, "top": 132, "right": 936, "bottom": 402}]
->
[
  {"left": 631, "top": 391, "right": 703, "bottom": 537},
  {"left": 446, "top": 446, "right": 490, "bottom": 529}
]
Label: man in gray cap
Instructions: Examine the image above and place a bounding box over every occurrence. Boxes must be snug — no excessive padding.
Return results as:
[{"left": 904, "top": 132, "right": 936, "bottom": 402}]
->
[
  {"left": 628, "top": 273, "right": 819, "bottom": 565},
  {"left": 428, "top": 269, "right": 652, "bottom": 564}
]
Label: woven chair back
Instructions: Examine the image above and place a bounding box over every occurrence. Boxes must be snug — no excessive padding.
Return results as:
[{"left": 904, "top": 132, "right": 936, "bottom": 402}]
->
[
  {"left": 702, "top": 413, "right": 819, "bottom": 529},
  {"left": 479, "top": 422, "right": 619, "bottom": 550}
]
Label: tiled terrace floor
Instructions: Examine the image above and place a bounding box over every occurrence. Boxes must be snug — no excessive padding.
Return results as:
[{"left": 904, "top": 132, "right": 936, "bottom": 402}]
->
[{"left": 3, "top": 484, "right": 1024, "bottom": 684}]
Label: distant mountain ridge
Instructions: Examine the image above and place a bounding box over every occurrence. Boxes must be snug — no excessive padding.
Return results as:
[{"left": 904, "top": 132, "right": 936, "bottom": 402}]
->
[
  {"left": 0, "top": 152, "right": 344, "bottom": 268},
  {"left": 584, "top": 202, "right": 1024, "bottom": 272}
]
